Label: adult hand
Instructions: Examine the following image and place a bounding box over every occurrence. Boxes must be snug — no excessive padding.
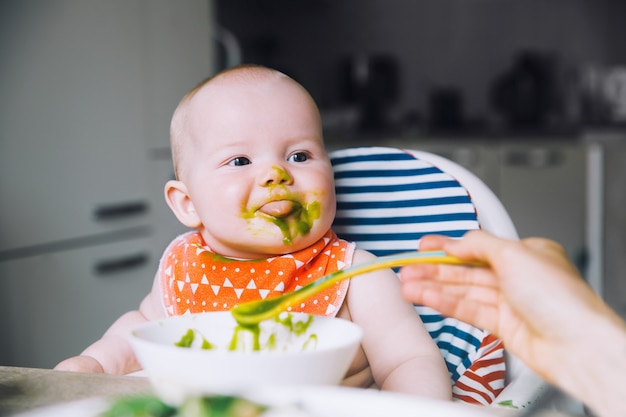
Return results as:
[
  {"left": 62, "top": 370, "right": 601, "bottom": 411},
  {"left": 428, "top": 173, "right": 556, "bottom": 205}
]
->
[{"left": 399, "top": 230, "right": 626, "bottom": 417}]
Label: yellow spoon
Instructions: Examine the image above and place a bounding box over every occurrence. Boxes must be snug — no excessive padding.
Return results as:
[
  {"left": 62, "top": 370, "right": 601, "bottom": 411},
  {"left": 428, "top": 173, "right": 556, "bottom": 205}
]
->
[{"left": 231, "top": 250, "right": 484, "bottom": 326}]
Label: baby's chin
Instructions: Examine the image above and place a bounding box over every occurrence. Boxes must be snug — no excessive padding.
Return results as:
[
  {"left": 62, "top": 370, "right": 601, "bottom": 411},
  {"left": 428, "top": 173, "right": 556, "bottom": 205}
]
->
[
  {"left": 256, "top": 233, "right": 326, "bottom": 255},
  {"left": 224, "top": 230, "right": 327, "bottom": 259}
]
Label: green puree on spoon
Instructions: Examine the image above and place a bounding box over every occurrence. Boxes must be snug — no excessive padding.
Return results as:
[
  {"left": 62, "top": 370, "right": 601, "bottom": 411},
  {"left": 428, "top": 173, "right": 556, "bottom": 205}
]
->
[{"left": 231, "top": 250, "right": 486, "bottom": 327}]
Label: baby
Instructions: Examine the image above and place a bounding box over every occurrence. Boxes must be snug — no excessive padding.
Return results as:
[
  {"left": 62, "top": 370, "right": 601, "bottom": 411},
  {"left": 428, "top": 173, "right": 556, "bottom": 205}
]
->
[{"left": 55, "top": 65, "right": 451, "bottom": 400}]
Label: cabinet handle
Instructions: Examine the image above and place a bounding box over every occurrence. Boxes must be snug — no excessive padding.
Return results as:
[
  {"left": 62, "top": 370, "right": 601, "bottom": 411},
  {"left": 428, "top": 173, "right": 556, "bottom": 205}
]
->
[
  {"left": 94, "top": 252, "right": 149, "bottom": 275},
  {"left": 94, "top": 201, "right": 148, "bottom": 221}
]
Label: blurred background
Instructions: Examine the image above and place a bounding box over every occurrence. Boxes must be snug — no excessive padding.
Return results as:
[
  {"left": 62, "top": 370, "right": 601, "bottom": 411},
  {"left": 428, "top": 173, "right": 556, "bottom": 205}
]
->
[
  {"left": 1, "top": 0, "right": 625, "bottom": 369},
  {"left": 217, "top": 0, "right": 626, "bottom": 137}
]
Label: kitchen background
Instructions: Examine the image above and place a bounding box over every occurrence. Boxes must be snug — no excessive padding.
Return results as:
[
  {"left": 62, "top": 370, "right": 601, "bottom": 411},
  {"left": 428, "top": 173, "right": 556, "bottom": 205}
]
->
[{"left": 1, "top": 0, "right": 625, "bottom": 369}]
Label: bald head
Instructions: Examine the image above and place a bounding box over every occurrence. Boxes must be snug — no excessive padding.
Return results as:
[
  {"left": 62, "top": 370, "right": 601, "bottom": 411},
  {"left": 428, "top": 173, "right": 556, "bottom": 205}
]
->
[{"left": 169, "top": 65, "right": 320, "bottom": 181}]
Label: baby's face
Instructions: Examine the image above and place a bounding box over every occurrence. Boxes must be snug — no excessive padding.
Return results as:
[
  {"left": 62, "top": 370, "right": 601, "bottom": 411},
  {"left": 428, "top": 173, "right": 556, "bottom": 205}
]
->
[{"left": 180, "top": 73, "right": 335, "bottom": 259}]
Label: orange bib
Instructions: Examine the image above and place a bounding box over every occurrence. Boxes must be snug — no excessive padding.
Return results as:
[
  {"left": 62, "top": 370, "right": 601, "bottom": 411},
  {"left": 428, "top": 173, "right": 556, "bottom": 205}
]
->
[{"left": 158, "top": 230, "right": 355, "bottom": 317}]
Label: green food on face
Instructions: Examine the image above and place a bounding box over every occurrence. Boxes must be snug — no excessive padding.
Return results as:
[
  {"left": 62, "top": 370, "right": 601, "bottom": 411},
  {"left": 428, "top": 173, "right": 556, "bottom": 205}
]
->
[
  {"left": 259, "top": 200, "right": 321, "bottom": 245},
  {"left": 241, "top": 184, "right": 322, "bottom": 245},
  {"left": 295, "top": 201, "right": 320, "bottom": 242},
  {"left": 268, "top": 166, "right": 291, "bottom": 187},
  {"left": 101, "top": 394, "right": 267, "bottom": 417}
]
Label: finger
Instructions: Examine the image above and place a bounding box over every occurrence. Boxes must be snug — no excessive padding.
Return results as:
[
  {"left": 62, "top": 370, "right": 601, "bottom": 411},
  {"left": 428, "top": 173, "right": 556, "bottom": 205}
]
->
[
  {"left": 398, "top": 263, "right": 438, "bottom": 283},
  {"left": 441, "top": 230, "right": 510, "bottom": 263},
  {"left": 400, "top": 261, "right": 499, "bottom": 289},
  {"left": 417, "top": 234, "right": 453, "bottom": 251},
  {"left": 523, "top": 236, "right": 566, "bottom": 254},
  {"left": 401, "top": 280, "right": 501, "bottom": 332}
]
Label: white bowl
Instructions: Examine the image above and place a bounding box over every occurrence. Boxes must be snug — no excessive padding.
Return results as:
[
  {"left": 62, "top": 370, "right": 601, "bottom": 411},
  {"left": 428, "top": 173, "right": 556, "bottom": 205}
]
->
[{"left": 129, "top": 311, "right": 363, "bottom": 404}]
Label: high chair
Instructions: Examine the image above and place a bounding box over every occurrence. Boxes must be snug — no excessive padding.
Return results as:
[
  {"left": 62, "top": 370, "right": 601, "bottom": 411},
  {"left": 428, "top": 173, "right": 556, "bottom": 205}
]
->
[{"left": 329, "top": 146, "right": 548, "bottom": 408}]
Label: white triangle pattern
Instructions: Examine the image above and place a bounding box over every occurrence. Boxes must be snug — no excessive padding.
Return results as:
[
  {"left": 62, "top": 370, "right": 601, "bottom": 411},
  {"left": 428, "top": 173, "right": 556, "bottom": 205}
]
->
[
  {"left": 325, "top": 304, "right": 336, "bottom": 315},
  {"left": 165, "top": 232, "right": 350, "bottom": 316}
]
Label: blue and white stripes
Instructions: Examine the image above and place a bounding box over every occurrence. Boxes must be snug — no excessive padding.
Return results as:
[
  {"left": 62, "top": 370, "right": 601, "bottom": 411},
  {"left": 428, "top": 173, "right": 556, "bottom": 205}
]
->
[
  {"left": 330, "top": 146, "right": 506, "bottom": 404},
  {"left": 331, "top": 147, "right": 479, "bottom": 256}
]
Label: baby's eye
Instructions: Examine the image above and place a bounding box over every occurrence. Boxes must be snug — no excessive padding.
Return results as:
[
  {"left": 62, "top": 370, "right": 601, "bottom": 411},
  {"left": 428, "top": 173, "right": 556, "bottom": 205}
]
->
[
  {"left": 288, "top": 152, "right": 309, "bottom": 163},
  {"left": 228, "top": 156, "right": 251, "bottom": 166}
]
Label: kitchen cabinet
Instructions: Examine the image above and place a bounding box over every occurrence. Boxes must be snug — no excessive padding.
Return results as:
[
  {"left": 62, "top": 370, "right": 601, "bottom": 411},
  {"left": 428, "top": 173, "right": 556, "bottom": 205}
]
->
[
  {"left": 141, "top": 1, "right": 216, "bottom": 151},
  {"left": 497, "top": 141, "right": 587, "bottom": 269},
  {"left": 0, "top": 1, "right": 153, "bottom": 252},
  {"left": 0, "top": 0, "right": 215, "bottom": 253},
  {"left": 0, "top": 236, "right": 157, "bottom": 369},
  {"left": 597, "top": 138, "right": 626, "bottom": 317},
  {"left": 0, "top": 1, "right": 215, "bottom": 368}
]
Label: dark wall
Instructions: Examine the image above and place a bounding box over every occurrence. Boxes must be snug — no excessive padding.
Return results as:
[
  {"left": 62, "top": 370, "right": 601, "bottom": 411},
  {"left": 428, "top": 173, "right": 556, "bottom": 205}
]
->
[{"left": 217, "top": 0, "right": 626, "bottom": 132}]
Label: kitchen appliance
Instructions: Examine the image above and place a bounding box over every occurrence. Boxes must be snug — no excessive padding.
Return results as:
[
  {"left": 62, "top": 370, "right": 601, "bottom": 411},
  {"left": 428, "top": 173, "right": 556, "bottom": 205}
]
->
[
  {"left": 338, "top": 54, "right": 400, "bottom": 132},
  {"left": 489, "top": 50, "right": 558, "bottom": 129}
]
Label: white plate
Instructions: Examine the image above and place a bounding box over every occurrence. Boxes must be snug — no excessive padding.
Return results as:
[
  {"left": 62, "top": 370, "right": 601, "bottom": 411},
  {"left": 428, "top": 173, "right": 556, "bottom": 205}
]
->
[{"left": 14, "top": 385, "right": 497, "bottom": 417}]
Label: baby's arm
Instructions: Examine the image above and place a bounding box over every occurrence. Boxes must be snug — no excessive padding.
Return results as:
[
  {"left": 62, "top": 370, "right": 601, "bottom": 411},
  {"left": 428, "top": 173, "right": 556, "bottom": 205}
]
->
[
  {"left": 346, "top": 249, "right": 451, "bottom": 400},
  {"left": 54, "top": 274, "right": 165, "bottom": 374}
]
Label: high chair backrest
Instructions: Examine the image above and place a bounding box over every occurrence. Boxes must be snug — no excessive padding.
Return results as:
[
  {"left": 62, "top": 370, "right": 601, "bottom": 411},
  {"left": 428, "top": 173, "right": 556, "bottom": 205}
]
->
[{"left": 329, "top": 146, "right": 544, "bottom": 407}]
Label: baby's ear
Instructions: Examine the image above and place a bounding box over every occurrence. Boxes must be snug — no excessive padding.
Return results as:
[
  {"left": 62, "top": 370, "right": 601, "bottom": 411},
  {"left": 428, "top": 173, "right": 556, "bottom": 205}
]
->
[{"left": 164, "top": 180, "right": 202, "bottom": 228}]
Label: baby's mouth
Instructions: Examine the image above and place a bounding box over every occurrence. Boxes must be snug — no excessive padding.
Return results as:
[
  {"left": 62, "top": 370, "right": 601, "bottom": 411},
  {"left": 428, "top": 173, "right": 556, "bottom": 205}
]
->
[{"left": 258, "top": 200, "right": 301, "bottom": 218}]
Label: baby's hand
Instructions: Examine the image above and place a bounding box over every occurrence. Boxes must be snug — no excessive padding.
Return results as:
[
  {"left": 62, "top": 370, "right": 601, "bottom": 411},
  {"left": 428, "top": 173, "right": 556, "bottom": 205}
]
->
[{"left": 54, "top": 355, "right": 104, "bottom": 373}]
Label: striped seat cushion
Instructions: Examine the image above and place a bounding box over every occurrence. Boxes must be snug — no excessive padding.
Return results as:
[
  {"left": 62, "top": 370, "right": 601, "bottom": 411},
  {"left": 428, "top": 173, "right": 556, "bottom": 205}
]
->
[{"left": 330, "top": 146, "right": 505, "bottom": 405}]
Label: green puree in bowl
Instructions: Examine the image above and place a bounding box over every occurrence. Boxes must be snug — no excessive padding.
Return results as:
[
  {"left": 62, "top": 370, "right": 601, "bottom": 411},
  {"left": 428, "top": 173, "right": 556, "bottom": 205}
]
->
[{"left": 174, "top": 313, "right": 317, "bottom": 352}]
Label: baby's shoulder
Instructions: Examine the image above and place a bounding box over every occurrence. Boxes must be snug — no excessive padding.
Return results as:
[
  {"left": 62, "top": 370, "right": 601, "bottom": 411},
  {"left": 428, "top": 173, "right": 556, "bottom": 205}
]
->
[{"left": 350, "top": 247, "right": 377, "bottom": 264}]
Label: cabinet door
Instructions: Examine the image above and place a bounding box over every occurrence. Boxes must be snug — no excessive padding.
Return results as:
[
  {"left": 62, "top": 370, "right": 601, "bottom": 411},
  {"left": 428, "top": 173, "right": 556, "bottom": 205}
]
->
[
  {"left": 498, "top": 142, "right": 587, "bottom": 268},
  {"left": 0, "top": 236, "right": 158, "bottom": 369},
  {"left": 141, "top": 0, "right": 216, "bottom": 151},
  {"left": 0, "top": 1, "right": 153, "bottom": 252},
  {"left": 603, "top": 144, "right": 626, "bottom": 316}
]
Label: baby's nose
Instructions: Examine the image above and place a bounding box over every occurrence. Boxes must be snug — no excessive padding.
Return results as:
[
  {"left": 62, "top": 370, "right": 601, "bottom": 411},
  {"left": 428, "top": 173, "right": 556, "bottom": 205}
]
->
[{"left": 260, "top": 165, "right": 293, "bottom": 186}]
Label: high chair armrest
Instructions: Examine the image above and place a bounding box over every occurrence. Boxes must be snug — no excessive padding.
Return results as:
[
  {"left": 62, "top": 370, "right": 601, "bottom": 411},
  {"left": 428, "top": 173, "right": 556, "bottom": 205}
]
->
[{"left": 492, "top": 367, "right": 548, "bottom": 410}]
